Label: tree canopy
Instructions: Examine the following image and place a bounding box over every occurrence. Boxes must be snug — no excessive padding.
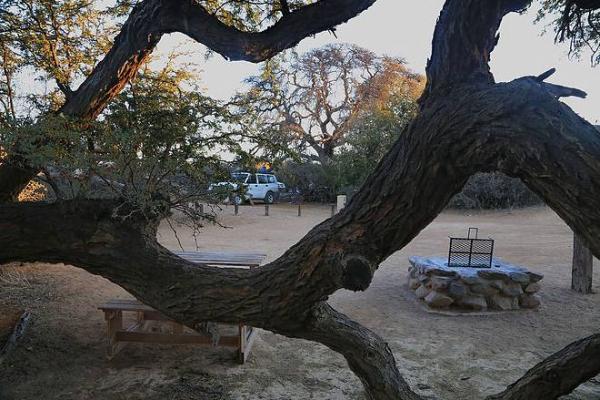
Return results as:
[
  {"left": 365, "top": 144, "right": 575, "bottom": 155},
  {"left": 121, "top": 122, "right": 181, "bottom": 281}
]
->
[{"left": 234, "top": 44, "right": 422, "bottom": 166}]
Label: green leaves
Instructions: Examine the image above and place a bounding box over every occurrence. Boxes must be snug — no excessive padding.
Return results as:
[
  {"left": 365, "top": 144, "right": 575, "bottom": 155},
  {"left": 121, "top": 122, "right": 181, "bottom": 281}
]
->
[
  {"left": 537, "top": 0, "right": 600, "bottom": 64},
  {"left": 0, "top": 0, "right": 124, "bottom": 114}
]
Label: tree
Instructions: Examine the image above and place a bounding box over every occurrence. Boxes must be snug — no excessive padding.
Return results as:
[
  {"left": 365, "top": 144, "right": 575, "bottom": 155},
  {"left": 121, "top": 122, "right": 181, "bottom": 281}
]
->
[
  {"left": 235, "top": 44, "right": 420, "bottom": 166},
  {"left": 331, "top": 75, "right": 421, "bottom": 194},
  {"left": 538, "top": 0, "right": 600, "bottom": 64},
  {"left": 3, "top": 1, "right": 600, "bottom": 400}
]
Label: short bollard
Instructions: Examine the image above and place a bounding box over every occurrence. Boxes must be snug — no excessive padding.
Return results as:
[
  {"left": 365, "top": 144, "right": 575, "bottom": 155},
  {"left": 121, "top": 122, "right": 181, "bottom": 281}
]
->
[
  {"left": 234, "top": 204, "right": 239, "bottom": 215},
  {"left": 297, "top": 204, "right": 302, "bottom": 217},
  {"left": 265, "top": 204, "right": 269, "bottom": 216},
  {"left": 198, "top": 203, "right": 204, "bottom": 214}
]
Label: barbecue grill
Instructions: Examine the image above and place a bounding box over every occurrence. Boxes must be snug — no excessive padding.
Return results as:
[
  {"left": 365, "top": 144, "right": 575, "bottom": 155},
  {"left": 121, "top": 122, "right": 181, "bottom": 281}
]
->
[{"left": 447, "top": 227, "right": 494, "bottom": 268}]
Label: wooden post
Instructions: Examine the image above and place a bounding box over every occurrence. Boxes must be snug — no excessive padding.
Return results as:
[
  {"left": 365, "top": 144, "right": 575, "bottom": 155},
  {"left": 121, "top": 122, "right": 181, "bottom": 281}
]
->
[
  {"left": 297, "top": 204, "right": 302, "bottom": 217},
  {"left": 572, "top": 233, "right": 593, "bottom": 293},
  {"left": 264, "top": 204, "right": 269, "bottom": 216},
  {"left": 234, "top": 204, "right": 239, "bottom": 215}
]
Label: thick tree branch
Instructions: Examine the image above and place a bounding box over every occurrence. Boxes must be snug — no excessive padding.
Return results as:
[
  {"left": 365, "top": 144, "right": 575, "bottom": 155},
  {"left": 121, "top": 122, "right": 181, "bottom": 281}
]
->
[
  {"left": 58, "top": 0, "right": 163, "bottom": 119},
  {"left": 293, "top": 303, "right": 422, "bottom": 400},
  {"left": 487, "top": 333, "right": 600, "bottom": 400},
  {"left": 160, "top": 0, "right": 376, "bottom": 62},
  {"left": 422, "top": 0, "right": 532, "bottom": 101}
]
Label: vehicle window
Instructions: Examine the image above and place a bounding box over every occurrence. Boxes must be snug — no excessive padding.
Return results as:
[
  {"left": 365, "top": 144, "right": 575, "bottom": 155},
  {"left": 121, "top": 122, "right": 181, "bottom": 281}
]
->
[
  {"left": 268, "top": 176, "right": 276, "bottom": 183},
  {"left": 247, "top": 174, "right": 257, "bottom": 184},
  {"left": 231, "top": 173, "right": 249, "bottom": 183},
  {"left": 257, "top": 174, "right": 269, "bottom": 184}
]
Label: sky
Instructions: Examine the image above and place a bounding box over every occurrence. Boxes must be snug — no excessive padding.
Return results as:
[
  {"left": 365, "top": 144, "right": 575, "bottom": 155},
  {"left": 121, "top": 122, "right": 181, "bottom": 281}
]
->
[{"left": 159, "top": 0, "right": 600, "bottom": 124}]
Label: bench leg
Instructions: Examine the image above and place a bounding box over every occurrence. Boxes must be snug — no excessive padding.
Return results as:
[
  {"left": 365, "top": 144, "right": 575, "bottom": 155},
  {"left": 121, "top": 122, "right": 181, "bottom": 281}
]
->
[
  {"left": 238, "top": 324, "right": 257, "bottom": 364},
  {"left": 106, "top": 310, "right": 123, "bottom": 360}
]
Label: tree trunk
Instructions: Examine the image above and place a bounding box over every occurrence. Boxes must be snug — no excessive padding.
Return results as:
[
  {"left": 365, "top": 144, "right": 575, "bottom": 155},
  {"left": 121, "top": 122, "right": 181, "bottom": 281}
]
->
[
  {"left": 3, "top": 0, "right": 600, "bottom": 399},
  {"left": 572, "top": 233, "right": 593, "bottom": 293}
]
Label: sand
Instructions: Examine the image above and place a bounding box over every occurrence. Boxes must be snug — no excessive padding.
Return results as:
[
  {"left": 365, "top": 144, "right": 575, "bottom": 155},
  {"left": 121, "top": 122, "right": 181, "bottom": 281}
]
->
[{"left": 1, "top": 204, "right": 600, "bottom": 400}]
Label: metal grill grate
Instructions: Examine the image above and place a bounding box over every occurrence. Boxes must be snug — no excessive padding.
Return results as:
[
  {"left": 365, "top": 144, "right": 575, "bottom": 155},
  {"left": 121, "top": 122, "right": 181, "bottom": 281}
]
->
[{"left": 448, "top": 228, "right": 494, "bottom": 268}]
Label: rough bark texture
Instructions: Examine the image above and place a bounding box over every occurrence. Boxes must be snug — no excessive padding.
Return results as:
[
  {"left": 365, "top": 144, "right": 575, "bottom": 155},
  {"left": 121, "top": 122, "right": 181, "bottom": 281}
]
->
[
  {"left": 486, "top": 334, "right": 600, "bottom": 400},
  {"left": 3, "top": 0, "right": 600, "bottom": 399},
  {"left": 572, "top": 233, "right": 594, "bottom": 293}
]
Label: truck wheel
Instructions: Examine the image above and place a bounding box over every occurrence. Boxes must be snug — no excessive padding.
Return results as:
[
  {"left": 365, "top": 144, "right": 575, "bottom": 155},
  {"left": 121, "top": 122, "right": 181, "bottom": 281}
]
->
[{"left": 264, "top": 191, "right": 275, "bottom": 204}]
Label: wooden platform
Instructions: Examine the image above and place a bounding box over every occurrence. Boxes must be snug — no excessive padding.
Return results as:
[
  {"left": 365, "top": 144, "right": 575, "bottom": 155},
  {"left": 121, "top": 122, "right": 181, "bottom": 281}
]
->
[{"left": 98, "top": 250, "right": 266, "bottom": 363}]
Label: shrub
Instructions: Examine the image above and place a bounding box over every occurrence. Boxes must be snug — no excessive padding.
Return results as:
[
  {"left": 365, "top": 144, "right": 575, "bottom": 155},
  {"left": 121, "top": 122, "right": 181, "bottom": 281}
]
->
[{"left": 448, "top": 172, "right": 542, "bottom": 209}]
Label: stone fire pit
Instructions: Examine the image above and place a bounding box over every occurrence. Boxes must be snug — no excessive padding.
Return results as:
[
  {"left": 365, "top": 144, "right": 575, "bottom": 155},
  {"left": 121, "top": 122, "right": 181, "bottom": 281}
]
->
[{"left": 408, "top": 256, "right": 543, "bottom": 311}]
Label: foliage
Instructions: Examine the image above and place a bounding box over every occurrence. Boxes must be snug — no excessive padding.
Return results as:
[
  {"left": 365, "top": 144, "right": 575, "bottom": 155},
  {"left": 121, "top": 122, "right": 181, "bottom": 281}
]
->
[
  {"left": 538, "top": 0, "right": 600, "bottom": 64},
  {"left": 0, "top": 0, "right": 122, "bottom": 111},
  {"left": 0, "top": 58, "right": 245, "bottom": 232},
  {"left": 330, "top": 79, "right": 420, "bottom": 196},
  {"left": 276, "top": 160, "right": 335, "bottom": 202},
  {"left": 200, "top": 0, "right": 314, "bottom": 32},
  {"left": 448, "top": 172, "right": 542, "bottom": 209}
]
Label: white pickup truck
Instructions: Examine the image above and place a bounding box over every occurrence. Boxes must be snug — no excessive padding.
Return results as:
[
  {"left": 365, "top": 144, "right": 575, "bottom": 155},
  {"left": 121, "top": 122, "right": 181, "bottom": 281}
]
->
[{"left": 212, "top": 172, "right": 285, "bottom": 205}]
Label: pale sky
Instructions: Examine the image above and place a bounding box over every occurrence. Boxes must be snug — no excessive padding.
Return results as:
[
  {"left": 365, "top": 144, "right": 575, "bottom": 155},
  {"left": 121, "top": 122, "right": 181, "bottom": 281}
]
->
[{"left": 159, "top": 0, "right": 599, "bottom": 124}]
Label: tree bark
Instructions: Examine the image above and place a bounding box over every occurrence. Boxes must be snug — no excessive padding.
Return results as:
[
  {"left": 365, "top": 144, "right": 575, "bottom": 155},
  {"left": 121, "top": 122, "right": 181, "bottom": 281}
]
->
[
  {"left": 572, "top": 233, "right": 593, "bottom": 293},
  {"left": 487, "top": 333, "right": 600, "bottom": 400}
]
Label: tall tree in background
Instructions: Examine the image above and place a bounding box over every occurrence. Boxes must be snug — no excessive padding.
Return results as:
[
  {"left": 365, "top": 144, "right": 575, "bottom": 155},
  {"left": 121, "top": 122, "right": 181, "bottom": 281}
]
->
[
  {"left": 330, "top": 65, "right": 422, "bottom": 194},
  {"left": 3, "top": 1, "right": 600, "bottom": 399},
  {"left": 235, "top": 44, "right": 422, "bottom": 166}
]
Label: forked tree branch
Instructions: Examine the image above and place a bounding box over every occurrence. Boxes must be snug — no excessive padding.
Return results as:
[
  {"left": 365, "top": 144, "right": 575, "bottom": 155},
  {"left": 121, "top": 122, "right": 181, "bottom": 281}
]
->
[
  {"left": 160, "top": 0, "right": 376, "bottom": 62},
  {"left": 422, "top": 0, "right": 532, "bottom": 102},
  {"left": 534, "top": 68, "right": 588, "bottom": 98}
]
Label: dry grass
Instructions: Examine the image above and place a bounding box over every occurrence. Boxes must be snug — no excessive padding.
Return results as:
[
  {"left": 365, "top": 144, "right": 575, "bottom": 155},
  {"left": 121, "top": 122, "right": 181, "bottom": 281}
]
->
[{"left": 0, "top": 265, "right": 32, "bottom": 300}]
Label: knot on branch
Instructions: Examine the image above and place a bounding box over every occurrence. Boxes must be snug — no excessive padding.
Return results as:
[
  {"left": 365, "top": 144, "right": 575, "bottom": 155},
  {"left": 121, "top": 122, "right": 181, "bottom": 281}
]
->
[
  {"left": 341, "top": 255, "right": 374, "bottom": 291},
  {"left": 533, "top": 68, "right": 587, "bottom": 99}
]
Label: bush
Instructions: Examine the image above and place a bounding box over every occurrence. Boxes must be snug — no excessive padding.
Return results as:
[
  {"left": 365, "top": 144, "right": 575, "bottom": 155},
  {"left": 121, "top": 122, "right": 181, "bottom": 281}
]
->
[
  {"left": 276, "top": 161, "right": 336, "bottom": 203},
  {"left": 448, "top": 172, "right": 542, "bottom": 209}
]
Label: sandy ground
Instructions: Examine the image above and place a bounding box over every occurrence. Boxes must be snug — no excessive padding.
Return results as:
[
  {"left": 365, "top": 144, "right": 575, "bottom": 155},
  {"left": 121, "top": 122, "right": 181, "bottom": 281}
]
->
[{"left": 1, "top": 204, "right": 600, "bottom": 400}]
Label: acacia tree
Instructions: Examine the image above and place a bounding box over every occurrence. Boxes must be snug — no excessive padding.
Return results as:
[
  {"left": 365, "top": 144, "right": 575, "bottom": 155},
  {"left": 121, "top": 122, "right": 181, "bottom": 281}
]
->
[
  {"left": 234, "top": 44, "right": 420, "bottom": 166},
  {"left": 3, "top": 1, "right": 600, "bottom": 400}
]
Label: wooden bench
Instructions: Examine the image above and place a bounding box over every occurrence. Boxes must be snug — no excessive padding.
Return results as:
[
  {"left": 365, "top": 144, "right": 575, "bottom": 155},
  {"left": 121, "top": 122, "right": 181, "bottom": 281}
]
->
[
  {"left": 173, "top": 250, "right": 266, "bottom": 268},
  {"left": 98, "top": 250, "right": 266, "bottom": 363}
]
